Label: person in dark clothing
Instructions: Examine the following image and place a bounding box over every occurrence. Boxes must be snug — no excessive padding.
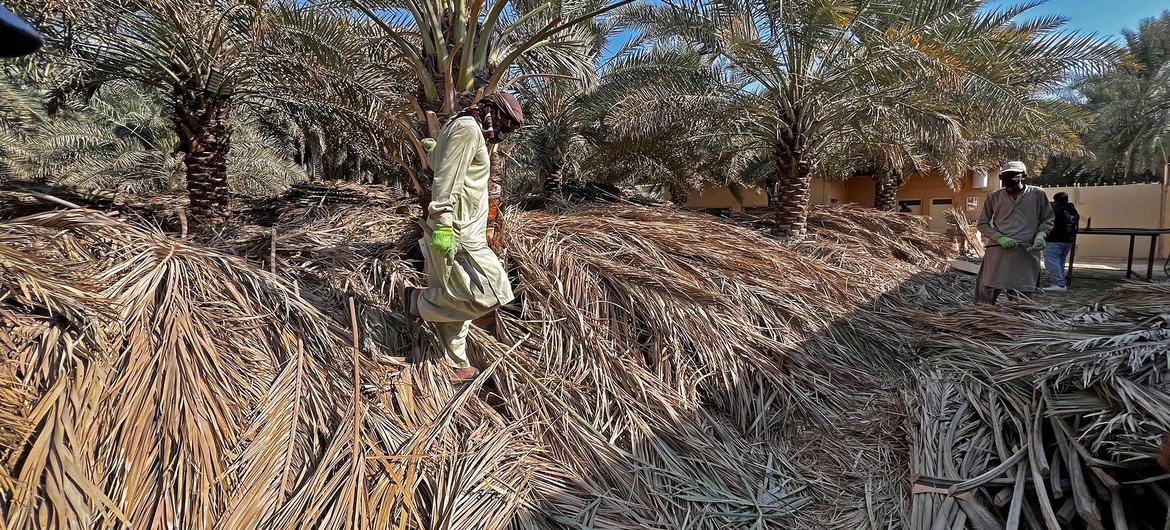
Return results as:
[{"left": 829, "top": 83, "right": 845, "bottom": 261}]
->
[{"left": 1043, "top": 192, "right": 1079, "bottom": 291}]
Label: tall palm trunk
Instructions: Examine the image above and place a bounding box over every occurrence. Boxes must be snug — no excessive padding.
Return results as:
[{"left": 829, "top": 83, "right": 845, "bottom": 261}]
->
[
  {"left": 773, "top": 144, "right": 812, "bottom": 235},
  {"left": 873, "top": 170, "right": 905, "bottom": 211},
  {"left": 773, "top": 95, "right": 816, "bottom": 235},
  {"left": 544, "top": 159, "right": 565, "bottom": 196},
  {"left": 486, "top": 143, "right": 509, "bottom": 253},
  {"left": 176, "top": 87, "right": 233, "bottom": 227}
]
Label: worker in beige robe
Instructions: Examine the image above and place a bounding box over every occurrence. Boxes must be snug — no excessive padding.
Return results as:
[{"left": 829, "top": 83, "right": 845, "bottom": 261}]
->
[
  {"left": 406, "top": 92, "right": 522, "bottom": 381},
  {"left": 975, "top": 161, "right": 1055, "bottom": 304}
]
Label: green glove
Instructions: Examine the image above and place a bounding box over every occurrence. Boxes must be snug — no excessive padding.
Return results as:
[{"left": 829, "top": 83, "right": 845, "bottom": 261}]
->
[
  {"left": 1031, "top": 233, "right": 1046, "bottom": 250},
  {"left": 421, "top": 137, "right": 437, "bottom": 152},
  {"left": 431, "top": 225, "right": 454, "bottom": 256},
  {"left": 996, "top": 236, "right": 1018, "bottom": 248}
]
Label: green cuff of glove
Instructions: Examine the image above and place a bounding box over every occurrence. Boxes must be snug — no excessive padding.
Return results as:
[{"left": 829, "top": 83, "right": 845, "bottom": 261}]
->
[
  {"left": 996, "top": 236, "right": 1018, "bottom": 248},
  {"left": 431, "top": 225, "right": 454, "bottom": 255}
]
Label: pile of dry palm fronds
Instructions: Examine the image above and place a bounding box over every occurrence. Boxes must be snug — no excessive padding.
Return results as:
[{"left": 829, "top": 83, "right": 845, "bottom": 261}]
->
[
  {"left": 734, "top": 204, "right": 956, "bottom": 278},
  {"left": 0, "top": 184, "right": 975, "bottom": 529},
  {"left": 908, "top": 282, "right": 1170, "bottom": 529},
  {"left": 0, "top": 207, "right": 557, "bottom": 529},
  {"left": 945, "top": 207, "right": 984, "bottom": 259}
]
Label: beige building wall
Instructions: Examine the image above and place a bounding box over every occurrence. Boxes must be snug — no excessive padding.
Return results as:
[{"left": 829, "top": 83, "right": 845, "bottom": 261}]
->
[
  {"left": 685, "top": 182, "right": 766, "bottom": 211},
  {"left": 685, "top": 178, "right": 846, "bottom": 211},
  {"left": 809, "top": 178, "right": 849, "bottom": 204},
  {"left": 1045, "top": 183, "right": 1168, "bottom": 259},
  {"left": 686, "top": 177, "right": 1170, "bottom": 260}
]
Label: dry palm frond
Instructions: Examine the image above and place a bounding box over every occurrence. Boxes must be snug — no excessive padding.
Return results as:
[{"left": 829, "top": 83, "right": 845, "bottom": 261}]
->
[
  {"left": 945, "top": 208, "right": 984, "bottom": 259},
  {"left": 1, "top": 183, "right": 976, "bottom": 529},
  {"left": 734, "top": 204, "right": 956, "bottom": 273},
  {"left": 0, "top": 208, "right": 359, "bottom": 530},
  {"left": 909, "top": 282, "right": 1170, "bottom": 530},
  {"left": 1100, "top": 282, "right": 1170, "bottom": 313}
]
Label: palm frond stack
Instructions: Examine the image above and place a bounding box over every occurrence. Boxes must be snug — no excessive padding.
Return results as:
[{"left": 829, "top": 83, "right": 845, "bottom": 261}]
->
[
  {"left": 910, "top": 285, "right": 1170, "bottom": 529},
  {"left": 3, "top": 182, "right": 1169, "bottom": 527}
]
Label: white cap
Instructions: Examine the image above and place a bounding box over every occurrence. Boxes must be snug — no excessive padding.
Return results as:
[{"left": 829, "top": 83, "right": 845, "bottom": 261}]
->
[{"left": 999, "top": 160, "right": 1027, "bottom": 175}]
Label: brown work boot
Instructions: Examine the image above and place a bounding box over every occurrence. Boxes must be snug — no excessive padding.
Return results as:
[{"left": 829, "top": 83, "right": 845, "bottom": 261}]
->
[{"left": 449, "top": 366, "right": 480, "bottom": 382}]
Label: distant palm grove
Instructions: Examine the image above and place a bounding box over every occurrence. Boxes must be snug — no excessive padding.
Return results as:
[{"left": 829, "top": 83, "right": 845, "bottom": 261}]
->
[{"left": 1, "top": 0, "right": 1165, "bottom": 231}]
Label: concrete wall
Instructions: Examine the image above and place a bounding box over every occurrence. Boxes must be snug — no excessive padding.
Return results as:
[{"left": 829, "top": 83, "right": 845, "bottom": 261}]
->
[
  {"left": 686, "top": 177, "right": 1170, "bottom": 259},
  {"left": 810, "top": 178, "right": 849, "bottom": 205},
  {"left": 685, "top": 183, "right": 766, "bottom": 210},
  {"left": 842, "top": 171, "right": 991, "bottom": 221},
  {"left": 686, "top": 178, "right": 846, "bottom": 211},
  {"left": 1045, "top": 183, "right": 1167, "bottom": 259}
]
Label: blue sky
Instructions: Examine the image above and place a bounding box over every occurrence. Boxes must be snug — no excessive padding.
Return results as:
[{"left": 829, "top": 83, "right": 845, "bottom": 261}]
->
[
  {"left": 992, "top": 0, "right": 1168, "bottom": 38},
  {"left": 603, "top": 1, "right": 1169, "bottom": 60}
]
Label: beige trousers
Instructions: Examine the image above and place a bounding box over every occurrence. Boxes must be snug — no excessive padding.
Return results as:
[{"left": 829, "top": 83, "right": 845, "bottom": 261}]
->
[{"left": 434, "top": 320, "right": 472, "bottom": 368}]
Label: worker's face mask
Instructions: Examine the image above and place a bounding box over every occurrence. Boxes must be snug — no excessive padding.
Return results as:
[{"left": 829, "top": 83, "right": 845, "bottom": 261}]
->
[
  {"left": 487, "top": 122, "right": 509, "bottom": 144},
  {"left": 1000, "top": 172, "right": 1024, "bottom": 190},
  {"left": 485, "top": 107, "right": 521, "bottom": 144}
]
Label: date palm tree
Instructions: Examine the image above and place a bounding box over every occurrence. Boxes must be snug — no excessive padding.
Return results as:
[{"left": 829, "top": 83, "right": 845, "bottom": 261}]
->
[
  {"left": 62, "top": 0, "right": 275, "bottom": 225},
  {"left": 1, "top": 77, "right": 309, "bottom": 196},
  {"left": 625, "top": 0, "right": 1117, "bottom": 234},
  {"left": 529, "top": 45, "right": 751, "bottom": 203},
  {"left": 47, "top": 0, "right": 381, "bottom": 226},
  {"left": 1078, "top": 11, "right": 1170, "bottom": 181},
  {"left": 349, "top": 0, "right": 629, "bottom": 244},
  {"left": 350, "top": 0, "right": 628, "bottom": 171}
]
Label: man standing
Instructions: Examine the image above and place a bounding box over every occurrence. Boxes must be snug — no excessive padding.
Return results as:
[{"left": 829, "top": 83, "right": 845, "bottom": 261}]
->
[
  {"left": 405, "top": 92, "right": 523, "bottom": 381},
  {"left": 974, "top": 161, "right": 1055, "bottom": 304},
  {"left": 1043, "top": 192, "right": 1079, "bottom": 292}
]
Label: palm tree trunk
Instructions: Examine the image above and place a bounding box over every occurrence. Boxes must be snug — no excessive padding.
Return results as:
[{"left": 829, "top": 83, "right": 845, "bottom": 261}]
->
[
  {"left": 486, "top": 143, "right": 509, "bottom": 253},
  {"left": 176, "top": 89, "right": 233, "bottom": 227},
  {"left": 544, "top": 159, "right": 564, "bottom": 196},
  {"left": 873, "top": 170, "right": 905, "bottom": 211},
  {"left": 773, "top": 149, "right": 812, "bottom": 236}
]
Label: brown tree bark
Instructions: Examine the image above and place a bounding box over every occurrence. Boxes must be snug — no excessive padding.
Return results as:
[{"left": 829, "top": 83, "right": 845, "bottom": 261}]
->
[
  {"left": 175, "top": 87, "right": 234, "bottom": 228},
  {"left": 773, "top": 151, "right": 812, "bottom": 236},
  {"left": 544, "top": 159, "right": 564, "bottom": 196},
  {"left": 873, "top": 170, "right": 905, "bottom": 212},
  {"left": 486, "top": 143, "right": 509, "bottom": 253}
]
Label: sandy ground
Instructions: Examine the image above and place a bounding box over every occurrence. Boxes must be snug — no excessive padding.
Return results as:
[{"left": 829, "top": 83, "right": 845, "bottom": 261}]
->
[{"left": 1046, "top": 257, "right": 1168, "bottom": 306}]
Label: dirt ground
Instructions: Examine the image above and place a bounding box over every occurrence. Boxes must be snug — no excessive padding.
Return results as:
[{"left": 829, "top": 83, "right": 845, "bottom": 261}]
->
[
  {"left": 1037, "top": 263, "right": 1166, "bottom": 307},
  {"left": 954, "top": 257, "right": 1168, "bottom": 309}
]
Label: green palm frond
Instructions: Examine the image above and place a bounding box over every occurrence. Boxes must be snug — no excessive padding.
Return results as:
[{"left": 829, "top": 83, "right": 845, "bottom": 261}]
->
[{"left": 228, "top": 115, "right": 309, "bottom": 196}]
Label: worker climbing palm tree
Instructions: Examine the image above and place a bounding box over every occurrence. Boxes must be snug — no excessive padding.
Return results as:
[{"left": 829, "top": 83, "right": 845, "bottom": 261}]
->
[{"left": 406, "top": 92, "right": 523, "bottom": 381}]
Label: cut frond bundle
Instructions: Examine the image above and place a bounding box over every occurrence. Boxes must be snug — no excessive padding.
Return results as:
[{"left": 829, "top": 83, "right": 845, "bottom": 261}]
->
[{"left": 909, "top": 282, "right": 1170, "bottom": 529}]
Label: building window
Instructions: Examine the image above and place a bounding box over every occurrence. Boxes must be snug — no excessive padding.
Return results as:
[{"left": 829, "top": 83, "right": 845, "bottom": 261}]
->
[{"left": 965, "top": 196, "right": 978, "bottom": 211}]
